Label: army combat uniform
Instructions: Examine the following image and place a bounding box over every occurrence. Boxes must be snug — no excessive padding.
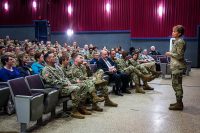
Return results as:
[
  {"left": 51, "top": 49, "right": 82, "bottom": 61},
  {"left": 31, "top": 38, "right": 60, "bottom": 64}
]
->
[
  {"left": 41, "top": 64, "right": 87, "bottom": 119},
  {"left": 169, "top": 38, "right": 186, "bottom": 110},
  {"left": 128, "top": 57, "right": 159, "bottom": 93},
  {"left": 69, "top": 64, "right": 117, "bottom": 111}
]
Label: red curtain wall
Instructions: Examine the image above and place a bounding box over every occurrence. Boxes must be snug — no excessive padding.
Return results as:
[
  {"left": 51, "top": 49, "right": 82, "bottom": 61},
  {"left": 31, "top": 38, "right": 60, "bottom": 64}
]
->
[
  {"left": 0, "top": 0, "right": 200, "bottom": 38},
  {"left": 130, "top": 0, "right": 200, "bottom": 38}
]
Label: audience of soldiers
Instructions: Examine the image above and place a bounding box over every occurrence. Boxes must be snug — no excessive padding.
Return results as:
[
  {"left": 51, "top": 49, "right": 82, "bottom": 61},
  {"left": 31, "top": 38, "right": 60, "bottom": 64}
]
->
[{"left": 0, "top": 36, "right": 162, "bottom": 119}]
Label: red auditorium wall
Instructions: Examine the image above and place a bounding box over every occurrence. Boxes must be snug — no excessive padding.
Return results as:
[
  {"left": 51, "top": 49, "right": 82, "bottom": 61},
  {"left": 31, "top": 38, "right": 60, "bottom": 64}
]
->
[
  {"left": 130, "top": 0, "right": 200, "bottom": 38},
  {"left": 0, "top": 0, "right": 199, "bottom": 38}
]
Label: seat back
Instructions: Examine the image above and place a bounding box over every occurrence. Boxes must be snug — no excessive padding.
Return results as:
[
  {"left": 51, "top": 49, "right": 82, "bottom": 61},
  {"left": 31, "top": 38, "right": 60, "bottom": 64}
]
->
[
  {"left": 25, "top": 74, "right": 45, "bottom": 89},
  {"left": 0, "top": 87, "right": 10, "bottom": 108},
  {"left": 90, "top": 64, "right": 98, "bottom": 73},
  {"left": 159, "top": 57, "right": 168, "bottom": 63},
  {"left": 8, "top": 77, "right": 32, "bottom": 97}
]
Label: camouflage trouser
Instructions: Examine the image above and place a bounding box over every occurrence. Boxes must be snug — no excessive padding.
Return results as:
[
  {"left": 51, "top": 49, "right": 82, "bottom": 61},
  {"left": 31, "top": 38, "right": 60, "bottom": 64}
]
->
[
  {"left": 135, "top": 65, "right": 149, "bottom": 75},
  {"left": 130, "top": 72, "right": 140, "bottom": 85},
  {"left": 61, "top": 85, "right": 83, "bottom": 108},
  {"left": 141, "top": 62, "right": 156, "bottom": 71},
  {"left": 95, "top": 83, "right": 109, "bottom": 96},
  {"left": 83, "top": 79, "right": 96, "bottom": 93},
  {"left": 172, "top": 72, "right": 183, "bottom": 100},
  {"left": 124, "top": 66, "right": 145, "bottom": 77}
]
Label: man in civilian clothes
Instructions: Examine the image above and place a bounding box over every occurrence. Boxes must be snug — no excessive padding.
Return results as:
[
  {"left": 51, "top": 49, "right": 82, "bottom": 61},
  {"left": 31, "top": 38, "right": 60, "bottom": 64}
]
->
[{"left": 97, "top": 50, "right": 128, "bottom": 96}]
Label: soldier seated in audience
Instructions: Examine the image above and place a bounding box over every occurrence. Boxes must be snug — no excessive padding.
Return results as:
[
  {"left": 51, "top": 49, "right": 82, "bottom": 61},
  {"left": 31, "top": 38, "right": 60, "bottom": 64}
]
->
[
  {"left": 115, "top": 51, "right": 154, "bottom": 94},
  {"left": 69, "top": 54, "right": 117, "bottom": 112},
  {"left": 41, "top": 52, "right": 89, "bottom": 119},
  {"left": 138, "top": 49, "right": 156, "bottom": 71},
  {"left": 128, "top": 50, "right": 161, "bottom": 92}
]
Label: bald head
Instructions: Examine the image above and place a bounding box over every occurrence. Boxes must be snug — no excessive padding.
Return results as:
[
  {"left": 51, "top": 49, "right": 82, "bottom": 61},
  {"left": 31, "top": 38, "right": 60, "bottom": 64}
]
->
[{"left": 150, "top": 46, "right": 155, "bottom": 51}]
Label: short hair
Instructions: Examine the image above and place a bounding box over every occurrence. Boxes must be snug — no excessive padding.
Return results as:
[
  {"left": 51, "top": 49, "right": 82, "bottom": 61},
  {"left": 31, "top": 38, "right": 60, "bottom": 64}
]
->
[
  {"left": 74, "top": 54, "right": 82, "bottom": 60},
  {"left": 59, "top": 56, "right": 69, "bottom": 64},
  {"left": 173, "top": 25, "right": 185, "bottom": 37},
  {"left": 1, "top": 55, "right": 10, "bottom": 66},
  {"left": 44, "top": 51, "right": 52, "bottom": 62},
  {"left": 34, "top": 51, "right": 43, "bottom": 61}
]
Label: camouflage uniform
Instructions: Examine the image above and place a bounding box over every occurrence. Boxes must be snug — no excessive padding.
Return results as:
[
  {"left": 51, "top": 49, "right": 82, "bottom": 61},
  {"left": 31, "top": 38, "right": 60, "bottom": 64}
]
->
[
  {"left": 128, "top": 58, "right": 157, "bottom": 92},
  {"left": 41, "top": 64, "right": 87, "bottom": 110},
  {"left": 69, "top": 64, "right": 108, "bottom": 96},
  {"left": 170, "top": 38, "right": 186, "bottom": 101},
  {"left": 69, "top": 64, "right": 116, "bottom": 110},
  {"left": 138, "top": 54, "right": 156, "bottom": 71}
]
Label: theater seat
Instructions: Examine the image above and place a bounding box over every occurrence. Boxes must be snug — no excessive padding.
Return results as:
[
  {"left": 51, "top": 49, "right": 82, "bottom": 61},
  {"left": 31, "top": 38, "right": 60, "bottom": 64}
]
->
[
  {"left": 8, "top": 77, "right": 44, "bottom": 133},
  {"left": 0, "top": 87, "right": 10, "bottom": 112},
  {"left": 25, "top": 74, "right": 69, "bottom": 113}
]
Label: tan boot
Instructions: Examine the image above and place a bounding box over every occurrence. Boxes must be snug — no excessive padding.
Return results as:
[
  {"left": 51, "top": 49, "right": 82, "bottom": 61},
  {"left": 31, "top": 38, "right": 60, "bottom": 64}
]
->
[
  {"left": 92, "top": 103, "right": 103, "bottom": 112},
  {"left": 169, "top": 102, "right": 177, "bottom": 106},
  {"left": 143, "top": 83, "right": 154, "bottom": 90},
  {"left": 79, "top": 106, "right": 92, "bottom": 115},
  {"left": 91, "top": 91, "right": 105, "bottom": 103},
  {"left": 95, "top": 80, "right": 108, "bottom": 86},
  {"left": 71, "top": 109, "right": 85, "bottom": 119},
  {"left": 169, "top": 99, "right": 184, "bottom": 110},
  {"left": 135, "top": 85, "right": 145, "bottom": 94},
  {"left": 141, "top": 74, "right": 154, "bottom": 82},
  {"left": 104, "top": 96, "right": 118, "bottom": 107}
]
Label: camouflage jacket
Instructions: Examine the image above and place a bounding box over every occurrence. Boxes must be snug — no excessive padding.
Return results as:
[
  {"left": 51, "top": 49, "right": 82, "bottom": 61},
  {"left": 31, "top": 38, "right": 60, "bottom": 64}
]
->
[
  {"left": 170, "top": 38, "right": 186, "bottom": 71},
  {"left": 128, "top": 58, "right": 140, "bottom": 67},
  {"left": 115, "top": 58, "right": 128, "bottom": 72},
  {"left": 69, "top": 64, "right": 89, "bottom": 83},
  {"left": 41, "top": 64, "right": 71, "bottom": 88},
  {"left": 61, "top": 65, "right": 73, "bottom": 79}
]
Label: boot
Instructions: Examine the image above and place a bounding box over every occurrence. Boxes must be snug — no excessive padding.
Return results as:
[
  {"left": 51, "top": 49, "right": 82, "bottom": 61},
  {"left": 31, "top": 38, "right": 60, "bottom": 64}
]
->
[
  {"left": 79, "top": 106, "right": 92, "bottom": 115},
  {"left": 135, "top": 85, "right": 145, "bottom": 94},
  {"left": 92, "top": 103, "right": 103, "bottom": 112},
  {"left": 71, "top": 108, "right": 85, "bottom": 119},
  {"left": 169, "top": 102, "right": 177, "bottom": 106},
  {"left": 141, "top": 74, "right": 154, "bottom": 82},
  {"left": 91, "top": 91, "right": 105, "bottom": 103},
  {"left": 143, "top": 83, "right": 154, "bottom": 90},
  {"left": 122, "top": 89, "right": 131, "bottom": 94},
  {"left": 151, "top": 70, "right": 161, "bottom": 78},
  {"left": 169, "top": 99, "right": 184, "bottom": 110},
  {"left": 95, "top": 80, "right": 108, "bottom": 86},
  {"left": 104, "top": 96, "right": 118, "bottom": 107}
]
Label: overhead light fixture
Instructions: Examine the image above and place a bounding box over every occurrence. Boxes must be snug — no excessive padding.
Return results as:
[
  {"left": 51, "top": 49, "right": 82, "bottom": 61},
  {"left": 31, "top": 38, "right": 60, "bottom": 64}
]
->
[
  {"left": 106, "top": 3, "right": 111, "bottom": 13},
  {"left": 68, "top": 4, "right": 73, "bottom": 15},
  {"left": 4, "top": 2, "right": 9, "bottom": 11}
]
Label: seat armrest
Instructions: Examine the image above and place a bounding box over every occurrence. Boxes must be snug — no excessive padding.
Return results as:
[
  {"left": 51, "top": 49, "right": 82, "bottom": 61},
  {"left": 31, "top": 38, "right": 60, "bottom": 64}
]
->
[
  {"left": 15, "top": 94, "right": 44, "bottom": 123},
  {"left": 15, "top": 95, "right": 33, "bottom": 99},
  {"left": 0, "top": 82, "right": 9, "bottom": 88},
  {"left": 31, "top": 88, "right": 55, "bottom": 94}
]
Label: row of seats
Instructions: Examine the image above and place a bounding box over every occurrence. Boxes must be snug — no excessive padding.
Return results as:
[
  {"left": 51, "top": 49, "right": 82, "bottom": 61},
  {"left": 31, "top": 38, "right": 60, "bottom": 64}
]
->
[{"left": 0, "top": 74, "right": 71, "bottom": 133}]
